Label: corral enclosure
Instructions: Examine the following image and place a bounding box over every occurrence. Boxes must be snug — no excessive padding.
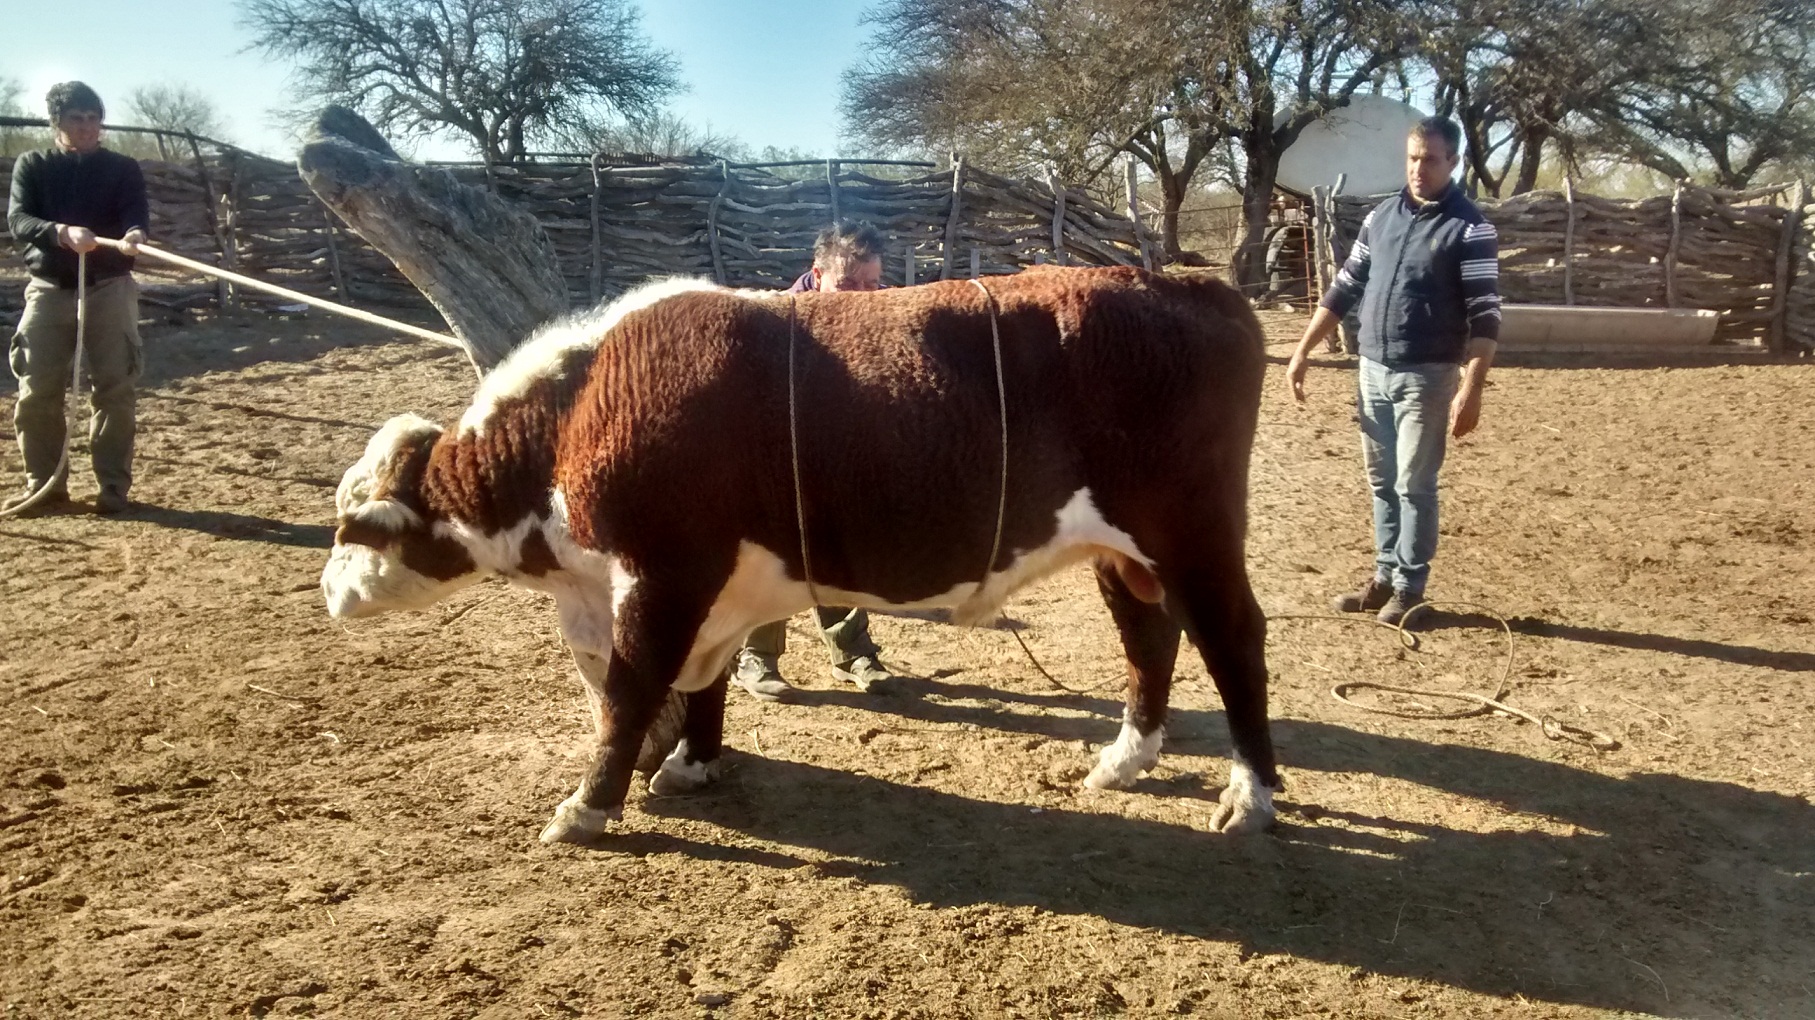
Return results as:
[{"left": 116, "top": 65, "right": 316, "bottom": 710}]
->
[
  {"left": 0, "top": 142, "right": 1150, "bottom": 316},
  {"left": 2, "top": 299, "right": 1811, "bottom": 1018}
]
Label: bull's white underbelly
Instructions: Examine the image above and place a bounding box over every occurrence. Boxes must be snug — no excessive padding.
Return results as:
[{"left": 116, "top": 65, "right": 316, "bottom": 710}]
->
[{"left": 675, "top": 487, "right": 1151, "bottom": 691}]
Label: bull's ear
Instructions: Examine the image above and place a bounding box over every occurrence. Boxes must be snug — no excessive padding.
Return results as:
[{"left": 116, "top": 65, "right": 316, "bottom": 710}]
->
[
  {"left": 344, "top": 497, "right": 424, "bottom": 534},
  {"left": 337, "top": 414, "right": 444, "bottom": 518}
]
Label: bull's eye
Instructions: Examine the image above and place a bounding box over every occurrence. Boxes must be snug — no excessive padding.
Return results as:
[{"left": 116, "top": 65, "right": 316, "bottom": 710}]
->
[{"left": 334, "top": 519, "right": 396, "bottom": 549}]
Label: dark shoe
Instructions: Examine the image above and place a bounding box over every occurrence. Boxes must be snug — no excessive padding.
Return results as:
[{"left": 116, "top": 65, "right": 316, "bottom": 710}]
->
[
  {"left": 1377, "top": 590, "right": 1427, "bottom": 628},
  {"left": 1331, "top": 576, "right": 1392, "bottom": 614},
  {"left": 831, "top": 655, "right": 891, "bottom": 692},
  {"left": 732, "top": 648, "right": 792, "bottom": 703},
  {"left": 1, "top": 485, "right": 70, "bottom": 518},
  {"left": 94, "top": 489, "right": 132, "bottom": 515}
]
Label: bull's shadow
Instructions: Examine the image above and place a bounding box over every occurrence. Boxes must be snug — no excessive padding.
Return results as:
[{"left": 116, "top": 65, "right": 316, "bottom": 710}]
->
[{"left": 636, "top": 706, "right": 1813, "bottom": 1019}]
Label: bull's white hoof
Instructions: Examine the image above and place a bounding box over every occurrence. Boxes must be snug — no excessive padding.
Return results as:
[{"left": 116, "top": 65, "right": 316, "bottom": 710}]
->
[
  {"left": 1083, "top": 719, "right": 1162, "bottom": 790},
  {"left": 1208, "top": 759, "right": 1277, "bottom": 835},
  {"left": 537, "top": 795, "right": 622, "bottom": 845},
  {"left": 647, "top": 756, "right": 717, "bottom": 797}
]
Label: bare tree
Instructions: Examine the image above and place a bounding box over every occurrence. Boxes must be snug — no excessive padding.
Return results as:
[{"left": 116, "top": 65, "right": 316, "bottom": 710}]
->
[
  {"left": 239, "top": 0, "right": 681, "bottom": 164},
  {"left": 549, "top": 110, "right": 742, "bottom": 161},
  {"left": 843, "top": 0, "right": 1422, "bottom": 287},
  {"left": 126, "top": 83, "right": 227, "bottom": 141},
  {"left": 0, "top": 75, "right": 33, "bottom": 156},
  {"left": 1423, "top": 0, "right": 1667, "bottom": 197},
  {"left": 1582, "top": 0, "right": 1815, "bottom": 189},
  {"left": 844, "top": 0, "right": 1234, "bottom": 258}
]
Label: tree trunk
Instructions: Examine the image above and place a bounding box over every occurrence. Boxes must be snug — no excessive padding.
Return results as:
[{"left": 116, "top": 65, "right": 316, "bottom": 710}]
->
[
  {"left": 1158, "top": 167, "right": 1187, "bottom": 259},
  {"left": 1510, "top": 125, "right": 1549, "bottom": 195},
  {"left": 1233, "top": 129, "right": 1282, "bottom": 294},
  {"left": 296, "top": 106, "right": 571, "bottom": 371}
]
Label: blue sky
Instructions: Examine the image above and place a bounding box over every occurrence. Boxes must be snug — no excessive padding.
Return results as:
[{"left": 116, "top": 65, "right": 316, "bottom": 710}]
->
[{"left": 6, "top": 1, "right": 871, "bottom": 160}]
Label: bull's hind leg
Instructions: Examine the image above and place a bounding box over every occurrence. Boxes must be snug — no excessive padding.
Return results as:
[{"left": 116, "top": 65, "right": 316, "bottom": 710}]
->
[
  {"left": 1167, "top": 559, "right": 1280, "bottom": 834},
  {"left": 1085, "top": 557, "right": 1181, "bottom": 789},
  {"left": 648, "top": 678, "right": 728, "bottom": 796},
  {"left": 540, "top": 583, "right": 708, "bottom": 845}
]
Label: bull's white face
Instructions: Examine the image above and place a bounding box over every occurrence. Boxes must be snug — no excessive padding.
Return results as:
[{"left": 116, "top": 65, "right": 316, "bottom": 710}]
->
[{"left": 322, "top": 415, "right": 483, "bottom": 619}]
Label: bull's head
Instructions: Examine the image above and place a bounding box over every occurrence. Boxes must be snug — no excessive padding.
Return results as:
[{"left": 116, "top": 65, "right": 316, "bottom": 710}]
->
[{"left": 322, "top": 414, "right": 482, "bottom": 618}]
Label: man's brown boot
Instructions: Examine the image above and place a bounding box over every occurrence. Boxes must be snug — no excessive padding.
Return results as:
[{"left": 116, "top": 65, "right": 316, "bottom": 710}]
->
[
  {"left": 1377, "top": 590, "right": 1427, "bottom": 629},
  {"left": 94, "top": 488, "right": 131, "bottom": 515},
  {"left": 1331, "top": 576, "right": 1392, "bottom": 614}
]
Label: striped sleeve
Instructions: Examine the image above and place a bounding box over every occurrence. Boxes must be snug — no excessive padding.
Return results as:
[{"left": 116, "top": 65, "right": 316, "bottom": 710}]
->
[
  {"left": 1460, "top": 218, "right": 1500, "bottom": 341},
  {"left": 1318, "top": 209, "right": 1374, "bottom": 318}
]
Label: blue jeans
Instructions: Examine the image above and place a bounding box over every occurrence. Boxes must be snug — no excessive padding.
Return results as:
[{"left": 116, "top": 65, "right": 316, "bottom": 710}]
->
[{"left": 1357, "top": 357, "right": 1458, "bottom": 597}]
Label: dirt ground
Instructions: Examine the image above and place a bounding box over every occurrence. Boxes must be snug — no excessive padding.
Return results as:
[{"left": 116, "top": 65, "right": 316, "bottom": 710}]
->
[{"left": 2, "top": 296, "right": 1812, "bottom": 1020}]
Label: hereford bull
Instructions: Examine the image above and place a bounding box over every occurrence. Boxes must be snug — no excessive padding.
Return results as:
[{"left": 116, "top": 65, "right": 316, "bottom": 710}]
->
[{"left": 320, "top": 265, "right": 1280, "bottom": 845}]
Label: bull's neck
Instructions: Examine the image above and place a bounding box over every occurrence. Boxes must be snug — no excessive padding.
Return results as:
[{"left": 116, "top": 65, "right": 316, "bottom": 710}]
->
[{"left": 420, "top": 399, "right": 564, "bottom": 539}]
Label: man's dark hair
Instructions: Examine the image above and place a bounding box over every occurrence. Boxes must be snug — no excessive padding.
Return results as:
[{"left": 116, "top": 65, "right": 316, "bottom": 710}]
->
[
  {"left": 813, "top": 221, "right": 886, "bottom": 270},
  {"left": 1410, "top": 116, "right": 1462, "bottom": 158},
  {"left": 46, "top": 82, "right": 105, "bottom": 126}
]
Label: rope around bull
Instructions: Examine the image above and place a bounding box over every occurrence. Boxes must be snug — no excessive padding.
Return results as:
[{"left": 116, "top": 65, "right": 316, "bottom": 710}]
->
[{"left": 784, "top": 283, "right": 1012, "bottom": 613}]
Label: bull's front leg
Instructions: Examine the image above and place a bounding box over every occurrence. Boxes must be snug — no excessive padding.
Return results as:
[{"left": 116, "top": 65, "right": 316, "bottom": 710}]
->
[{"left": 540, "top": 582, "right": 707, "bottom": 845}]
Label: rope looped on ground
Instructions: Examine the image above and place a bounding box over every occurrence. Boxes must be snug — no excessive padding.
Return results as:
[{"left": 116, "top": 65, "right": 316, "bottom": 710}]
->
[{"left": 1277, "top": 600, "right": 1620, "bottom": 751}]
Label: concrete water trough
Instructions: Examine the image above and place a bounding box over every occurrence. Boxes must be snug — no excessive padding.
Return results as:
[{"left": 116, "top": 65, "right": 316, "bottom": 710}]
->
[{"left": 1497, "top": 304, "right": 1720, "bottom": 353}]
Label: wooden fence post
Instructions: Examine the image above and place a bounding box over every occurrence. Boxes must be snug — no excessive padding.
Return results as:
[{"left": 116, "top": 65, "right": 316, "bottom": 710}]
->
[
  {"left": 184, "top": 132, "right": 235, "bottom": 309},
  {"left": 1125, "top": 159, "right": 1153, "bottom": 270},
  {"left": 1309, "top": 185, "right": 1329, "bottom": 298},
  {"left": 707, "top": 159, "right": 731, "bottom": 286},
  {"left": 589, "top": 153, "right": 606, "bottom": 303},
  {"left": 1563, "top": 176, "right": 1577, "bottom": 306},
  {"left": 1048, "top": 171, "right": 1067, "bottom": 266},
  {"left": 941, "top": 156, "right": 967, "bottom": 281},
  {"left": 317, "top": 197, "right": 348, "bottom": 299},
  {"left": 1769, "top": 180, "right": 1807, "bottom": 355},
  {"left": 970, "top": 247, "right": 981, "bottom": 279},
  {"left": 903, "top": 243, "right": 916, "bottom": 286},
  {"left": 1665, "top": 180, "right": 1684, "bottom": 309},
  {"left": 826, "top": 159, "right": 841, "bottom": 224}
]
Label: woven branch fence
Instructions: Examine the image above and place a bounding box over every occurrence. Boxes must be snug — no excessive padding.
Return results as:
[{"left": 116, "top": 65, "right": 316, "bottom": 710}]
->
[
  {"left": 1311, "top": 180, "right": 1813, "bottom": 352},
  {"left": 0, "top": 139, "right": 1152, "bottom": 315}
]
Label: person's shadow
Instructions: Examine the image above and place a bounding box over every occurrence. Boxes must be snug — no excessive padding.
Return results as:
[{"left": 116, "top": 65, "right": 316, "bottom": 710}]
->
[
  {"left": 119, "top": 501, "right": 334, "bottom": 549},
  {"left": 616, "top": 687, "right": 1812, "bottom": 1019}
]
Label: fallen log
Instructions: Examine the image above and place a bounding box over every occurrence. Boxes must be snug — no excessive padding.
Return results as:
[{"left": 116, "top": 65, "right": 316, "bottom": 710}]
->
[{"left": 295, "top": 106, "right": 569, "bottom": 371}]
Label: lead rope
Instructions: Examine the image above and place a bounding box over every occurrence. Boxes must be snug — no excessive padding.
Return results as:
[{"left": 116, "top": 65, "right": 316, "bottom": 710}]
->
[
  {"left": 785, "top": 296, "right": 825, "bottom": 609},
  {"left": 0, "top": 250, "right": 83, "bottom": 520},
  {"left": 969, "top": 278, "right": 1010, "bottom": 586}
]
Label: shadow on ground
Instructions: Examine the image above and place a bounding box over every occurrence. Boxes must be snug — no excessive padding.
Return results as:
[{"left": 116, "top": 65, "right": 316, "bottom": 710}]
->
[
  {"left": 122, "top": 501, "right": 334, "bottom": 549},
  {"left": 1420, "top": 609, "right": 1815, "bottom": 673},
  {"left": 630, "top": 693, "right": 1813, "bottom": 1018}
]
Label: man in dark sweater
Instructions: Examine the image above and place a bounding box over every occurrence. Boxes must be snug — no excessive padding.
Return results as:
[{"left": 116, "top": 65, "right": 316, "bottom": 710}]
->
[
  {"left": 5, "top": 82, "right": 150, "bottom": 516},
  {"left": 732, "top": 221, "right": 894, "bottom": 702},
  {"left": 1285, "top": 116, "right": 1501, "bottom": 628}
]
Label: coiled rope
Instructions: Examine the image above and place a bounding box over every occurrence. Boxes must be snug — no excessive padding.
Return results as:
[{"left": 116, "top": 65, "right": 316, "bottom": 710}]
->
[
  {"left": 0, "top": 251, "right": 86, "bottom": 520},
  {"left": 1272, "top": 600, "right": 1619, "bottom": 751}
]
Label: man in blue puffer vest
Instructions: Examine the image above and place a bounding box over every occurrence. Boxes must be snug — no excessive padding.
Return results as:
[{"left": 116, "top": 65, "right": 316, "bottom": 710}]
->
[{"left": 1285, "top": 116, "right": 1501, "bottom": 629}]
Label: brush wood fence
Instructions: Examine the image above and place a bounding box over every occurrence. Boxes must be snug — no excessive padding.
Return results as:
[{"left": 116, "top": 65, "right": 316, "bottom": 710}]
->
[
  {"left": 1314, "top": 181, "right": 1813, "bottom": 353},
  {"left": 0, "top": 143, "right": 1150, "bottom": 316},
  {"left": 3, "top": 128, "right": 1809, "bottom": 357}
]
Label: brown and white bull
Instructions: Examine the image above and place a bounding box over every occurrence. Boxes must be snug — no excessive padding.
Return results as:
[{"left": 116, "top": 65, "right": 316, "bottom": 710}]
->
[{"left": 321, "top": 266, "right": 1281, "bottom": 845}]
